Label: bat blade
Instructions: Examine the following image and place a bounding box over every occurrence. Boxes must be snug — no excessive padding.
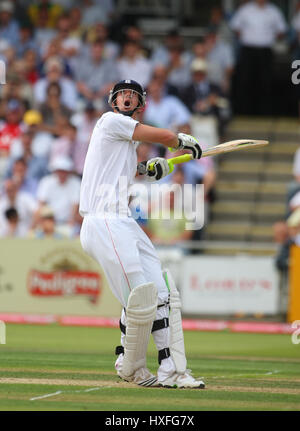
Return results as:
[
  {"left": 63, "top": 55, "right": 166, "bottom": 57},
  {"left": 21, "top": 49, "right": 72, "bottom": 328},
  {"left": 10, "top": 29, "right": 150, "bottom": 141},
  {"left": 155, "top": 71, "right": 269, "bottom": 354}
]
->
[
  {"left": 136, "top": 139, "right": 269, "bottom": 174},
  {"left": 202, "top": 139, "right": 269, "bottom": 158}
]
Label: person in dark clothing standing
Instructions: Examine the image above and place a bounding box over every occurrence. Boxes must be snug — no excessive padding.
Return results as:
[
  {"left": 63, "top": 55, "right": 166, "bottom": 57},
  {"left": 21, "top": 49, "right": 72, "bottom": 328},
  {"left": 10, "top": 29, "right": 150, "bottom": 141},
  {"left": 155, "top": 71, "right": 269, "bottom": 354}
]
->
[{"left": 230, "top": 0, "right": 286, "bottom": 115}]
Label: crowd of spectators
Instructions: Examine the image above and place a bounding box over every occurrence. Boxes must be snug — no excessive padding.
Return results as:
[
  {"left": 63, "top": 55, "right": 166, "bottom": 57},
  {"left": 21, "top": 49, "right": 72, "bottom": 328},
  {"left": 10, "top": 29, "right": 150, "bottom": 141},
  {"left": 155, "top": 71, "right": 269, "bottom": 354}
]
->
[{"left": 0, "top": 0, "right": 298, "bottom": 244}]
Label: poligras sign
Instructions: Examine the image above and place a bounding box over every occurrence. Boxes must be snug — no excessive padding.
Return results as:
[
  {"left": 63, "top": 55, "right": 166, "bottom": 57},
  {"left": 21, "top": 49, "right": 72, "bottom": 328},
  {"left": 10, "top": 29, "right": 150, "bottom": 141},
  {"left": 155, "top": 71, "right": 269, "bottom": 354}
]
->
[
  {"left": 28, "top": 270, "right": 101, "bottom": 303},
  {"left": 0, "top": 239, "right": 121, "bottom": 317}
]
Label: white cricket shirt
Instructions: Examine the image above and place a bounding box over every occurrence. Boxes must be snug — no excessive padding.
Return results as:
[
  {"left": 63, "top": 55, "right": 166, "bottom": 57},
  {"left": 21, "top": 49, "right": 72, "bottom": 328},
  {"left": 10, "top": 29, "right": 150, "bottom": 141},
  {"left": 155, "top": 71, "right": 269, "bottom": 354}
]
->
[
  {"left": 230, "top": 1, "right": 286, "bottom": 48},
  {"left": 79, "top": 112, "right": 139, "bottom": 217}
]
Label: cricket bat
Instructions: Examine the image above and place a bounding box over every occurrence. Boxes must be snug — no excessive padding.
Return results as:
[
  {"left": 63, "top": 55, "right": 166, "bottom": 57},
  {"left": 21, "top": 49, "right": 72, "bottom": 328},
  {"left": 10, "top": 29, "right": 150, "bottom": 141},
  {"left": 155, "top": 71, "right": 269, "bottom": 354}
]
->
[{"left": 137, "top": 139, "right": 269, "bottom": 175}]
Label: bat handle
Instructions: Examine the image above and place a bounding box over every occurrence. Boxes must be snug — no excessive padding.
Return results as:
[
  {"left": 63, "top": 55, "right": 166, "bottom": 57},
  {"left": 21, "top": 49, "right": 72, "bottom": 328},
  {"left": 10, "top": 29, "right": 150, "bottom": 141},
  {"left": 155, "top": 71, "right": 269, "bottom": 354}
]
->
[
  {"left": 171, "top": 154, "right": 193, "bottom": 165},
  {"left": 148, "top": 153, "right": 192, "bottom": 172}
]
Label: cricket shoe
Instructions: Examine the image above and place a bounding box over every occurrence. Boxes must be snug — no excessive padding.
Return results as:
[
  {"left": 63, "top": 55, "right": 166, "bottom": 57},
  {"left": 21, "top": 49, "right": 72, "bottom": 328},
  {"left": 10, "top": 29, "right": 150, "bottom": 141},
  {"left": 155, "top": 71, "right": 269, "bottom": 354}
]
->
[
  {"left": 158, "top": 370, "right": 205, "bottom": 389},
  {"left": 118, "top": 367, "right": 159, "bottom": 387}
]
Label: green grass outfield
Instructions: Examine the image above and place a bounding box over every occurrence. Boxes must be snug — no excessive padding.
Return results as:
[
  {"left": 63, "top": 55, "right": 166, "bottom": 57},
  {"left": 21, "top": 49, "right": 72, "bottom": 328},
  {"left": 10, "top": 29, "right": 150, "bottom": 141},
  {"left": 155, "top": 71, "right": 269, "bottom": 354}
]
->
[{"left": 0, "top": 323, "right": 299, "bottom": 411}]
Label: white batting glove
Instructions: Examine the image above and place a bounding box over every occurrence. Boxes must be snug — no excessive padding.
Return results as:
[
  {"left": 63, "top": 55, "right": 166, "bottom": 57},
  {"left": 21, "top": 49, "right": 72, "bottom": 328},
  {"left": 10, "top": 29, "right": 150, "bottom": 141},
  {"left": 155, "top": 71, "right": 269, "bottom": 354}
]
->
[
  {"left": 145, "top": 157, "right": 170, "bottom": 181},
  {"left": 177, "top": 133, "right": 202, "bottom": 159}
]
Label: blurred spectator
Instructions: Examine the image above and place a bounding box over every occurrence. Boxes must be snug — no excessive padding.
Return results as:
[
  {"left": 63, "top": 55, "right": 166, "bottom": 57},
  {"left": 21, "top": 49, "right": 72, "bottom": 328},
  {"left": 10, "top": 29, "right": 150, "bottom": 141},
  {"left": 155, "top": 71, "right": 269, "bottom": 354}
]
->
[
  {"left": 34, "top": 56, "right": 78, "bottom": 110},
  {"left": 36, "top": 156, "right": 80, "bottom": 227},
  {"left": 53, "top": 0, "right": 74, "bottom": 10},
  {"left": 273, "top": 211, "right": 300, "bottom": 287},
  {"left": 205, "top": 29, "right": 235, "bottom": 95},
  {"left": 9, "top": 0, "right": 30, "bottom": 26},
  {"left": 230, "top": 0, "right": 287, "bottom": 115},
  {"left": 287, "top": 209, "right": 300, "bottom": 246},
  {"left": 10, "top": 110, "right": 54, "bottom": 160},
  {"left": 23, "top": 50, "right": 40, "bottom": 85},
  {"left": 0, "top": 99, "right": 25, "bottom": 179},
  {"left": 86, "top": 22, "right": 119, "bottom": 60},
  {"left": 16, "top": 23, "right": 39, "bottom": 58},
  {"left": 208, "top": 6, "right": 233, "bottom": 44},
  {"left": 151, "top": 65, "right": 179, "bottom": 97},
  {"left": 0, "top": 179, "right": 38, "bottom": 235},
  {"left": 0, "top": 207, "right": 25, "bottom": 237},
  {"left": 81, "top": 0, "right": 114, "bottom": 27},
  {"left": 42, "top": 12, "right": 82, "bottom": 63},
  {"left": 166, "top": 46, "right": 191, "bottom": 93},
  {"left": 40, "top": 37, "right": 63, "bottom": 63},
  {"left": 124, "top": 25, "right": 150, "bottom": 58},
  {"left": 291, "top": 1, "right": 300, "bottom": 62},
  {"left": 273, "top": 219, "right": 292, "bottom": 308},
  {"left": 39, "top": 82, "right": 72, "bottom": 134},
  {"left": 286, "top": 146, "right": 300, "bottom": 206},
  {"left": 273, "top": 220, "right": 289, "bottom": 244},
  {"left": 6, "top": 130, "right": 49, "bottom": 184},
  {"left": 30, "top": 204, "right": 63, "bottom": 238},
  {"left": 49, "top": 122, "right": 77, "bottom": 164},
  {"left": 143, "top": 79, "right": 191, "bottom": 135},
  {"left": 1, "top": 65, "right": 34, "bottom": 108},
  {"left": 0, "top": 39, "right": 12, "bottom": 63},
  {"left": 287, "top": 145, "right": 300, "bottom": 209},
  {"left": 117, "top": 39, "right": 152, "bottom": 88},
  {"left": 33, "top": 6, "right": 57, "bottom": 55},
  {"left": 181, "top": 59, "right": 218, "bottom": 114},
  {"left": 69, "top": 7, "right": 85, "bottom": 40},
  {"left": 0, "top": 42, "right": 16, "bottom": 70},
  {"left": 0, "top": 1, "right": 19, "bottom": 48},
  {"left": 191, "top": 38, "right": 207, "bottom": 63},
  {"left": 73, "top": 38, "right": 118, "bottom": 107},
  {"left": 151, "top": 30, "right": 191, "bottom": 68},
  {"left": 5, "top": 157, "right": 39, "bottom": 197},
  {"left": 71, "top": 102, "right": 99, "bottom": 176},
  {"left": 28, "top": 0, "right": 63, "bottom": 29},
  {"left": 288, "top": 189, "right": 300, "bottom": 215},
  {"left": 181, "top": 59, "right": 230, "bottom": 135}
]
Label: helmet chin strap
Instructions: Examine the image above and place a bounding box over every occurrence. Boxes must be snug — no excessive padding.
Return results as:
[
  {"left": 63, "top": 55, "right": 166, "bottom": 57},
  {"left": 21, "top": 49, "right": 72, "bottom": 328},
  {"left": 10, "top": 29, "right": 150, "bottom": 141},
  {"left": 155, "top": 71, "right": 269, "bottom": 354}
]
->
[{"left": 115, "top": 106, "right": 139, "bottom": 117}]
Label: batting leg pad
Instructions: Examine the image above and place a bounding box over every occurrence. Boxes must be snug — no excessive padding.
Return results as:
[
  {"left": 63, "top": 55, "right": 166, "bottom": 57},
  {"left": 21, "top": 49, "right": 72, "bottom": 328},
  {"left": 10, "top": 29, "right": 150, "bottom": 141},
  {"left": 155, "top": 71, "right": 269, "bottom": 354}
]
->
[
  {"left": 120, "top": 282, "right": 158, "bottom": 378},
  {"left": 164, "top": 269, "right": 187, "bottom": 374}
]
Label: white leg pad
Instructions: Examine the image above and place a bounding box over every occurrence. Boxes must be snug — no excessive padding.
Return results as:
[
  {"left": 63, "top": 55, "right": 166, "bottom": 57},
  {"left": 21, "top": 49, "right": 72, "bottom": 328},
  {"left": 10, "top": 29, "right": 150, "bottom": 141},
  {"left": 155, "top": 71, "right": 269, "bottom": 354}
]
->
[
  {"left": 120, "top": 282, "right": 157, "bottom": 378},
  {"left": 164, "top": 269, "right": 187, "bottom": 374}
]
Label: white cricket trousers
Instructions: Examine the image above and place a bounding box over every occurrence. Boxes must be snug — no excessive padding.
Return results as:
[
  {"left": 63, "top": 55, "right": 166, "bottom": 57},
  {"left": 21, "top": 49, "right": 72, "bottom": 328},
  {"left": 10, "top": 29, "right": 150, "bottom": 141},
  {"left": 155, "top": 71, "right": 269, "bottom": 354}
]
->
[
  {"left": 80, "top": 214, "right": 176, "bottom": 379},
  {"left": 80, "top": 214, "right": 169, "bottom": 305}
]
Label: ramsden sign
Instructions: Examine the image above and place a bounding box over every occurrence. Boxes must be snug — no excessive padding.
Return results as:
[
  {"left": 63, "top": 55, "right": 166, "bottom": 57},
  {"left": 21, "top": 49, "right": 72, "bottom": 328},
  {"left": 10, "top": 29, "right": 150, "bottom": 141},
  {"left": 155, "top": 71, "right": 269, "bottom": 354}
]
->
[{"left": 28, "top": 270, "right": 101, "bottom": 303}]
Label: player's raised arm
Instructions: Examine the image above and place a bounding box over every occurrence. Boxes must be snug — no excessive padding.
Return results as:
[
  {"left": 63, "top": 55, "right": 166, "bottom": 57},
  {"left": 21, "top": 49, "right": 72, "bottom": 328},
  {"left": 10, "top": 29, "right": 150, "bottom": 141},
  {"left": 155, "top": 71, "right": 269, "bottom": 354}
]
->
[
  {"left": 133, "top": 125, "right": 203, "bottom": 159},
  {"left": 134, "top": 125, "right": 203, "bottom": 181},
  {"left": 132, "top": 123, "right": 178, "bottom": 149}
]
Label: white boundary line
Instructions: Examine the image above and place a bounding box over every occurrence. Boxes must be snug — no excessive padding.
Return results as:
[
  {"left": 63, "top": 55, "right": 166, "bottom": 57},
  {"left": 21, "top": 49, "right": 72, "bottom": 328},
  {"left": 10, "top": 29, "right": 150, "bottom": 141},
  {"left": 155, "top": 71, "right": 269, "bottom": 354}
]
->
[
  {"left": 30, "top": 391, "right": 62, "bottom": 401},
  {"left": 30, "top": 386, "right": 109, "bottom": 401}
]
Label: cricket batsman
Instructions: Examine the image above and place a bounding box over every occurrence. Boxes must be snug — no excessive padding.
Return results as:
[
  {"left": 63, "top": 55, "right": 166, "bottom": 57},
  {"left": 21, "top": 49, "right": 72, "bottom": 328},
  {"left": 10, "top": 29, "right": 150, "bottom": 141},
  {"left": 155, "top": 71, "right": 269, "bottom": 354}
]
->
[{"left": 79, "top": 79, "right": 205, "bottom": 388}]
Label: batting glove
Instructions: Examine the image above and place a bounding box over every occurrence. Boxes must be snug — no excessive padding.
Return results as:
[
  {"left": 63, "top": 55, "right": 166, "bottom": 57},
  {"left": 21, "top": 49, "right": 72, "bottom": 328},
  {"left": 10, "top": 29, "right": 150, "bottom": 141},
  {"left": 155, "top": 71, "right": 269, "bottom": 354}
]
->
[
  {"left": 176, "top": 133, "right": 202, "bottom": 159},
  {"left": 145, "top": 157, "right": 171, "bottom": 181}
]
